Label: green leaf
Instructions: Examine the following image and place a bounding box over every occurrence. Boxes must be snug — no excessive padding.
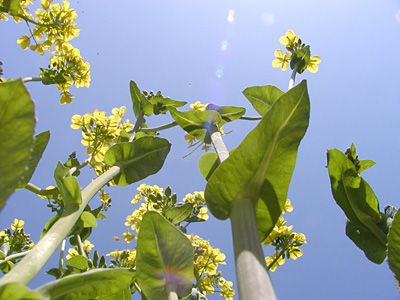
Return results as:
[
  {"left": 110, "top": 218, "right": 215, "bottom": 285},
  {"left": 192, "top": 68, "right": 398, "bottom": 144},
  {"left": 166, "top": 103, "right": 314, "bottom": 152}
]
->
[
  {"left": 358, "top": 160, "right": 376, "bottom": 173},
  {"left": 0, "top": 283, "right": 43, "bottom": 300},
  {"left": 346, "top": 218, "right": 387, "bottom": 264},
  {"left": 149, "top": 97, "right": 187, "bottom": 115},
  {"left": 327, "top": 148, "right": 385, "bottom": 244},
  {"left": 35, "top": 268, "right": 136, "bottom": 300},
  {"left": 130, "top": 81, "right": 153, "bottom": 117},
  {"left": 290, "top": 45, "right": 311, "bottom": 74},
  {"left": 206, "top": 104, "right": 246, "bottom": 125},
  {"left": 242, "top": 85, "right": 284, "bottom": 116},
  {"left": 205, "top": 80, "right": 310, "bottom": 240},
  {"left": 388, "top": 210, "right": 400, "bottom": 291},
  {"left": 65, "top": 255, "right": 89, "bottom": 271},
  {"left": 96, "top": 287, "right": 132, "bottom": 300},
  {"left": 169, "top": 107, "right": 221, "bottom": 144},
  {"left": 80, "top": 211, "right": 97, "bottom": 228},
  {"left": 198, "top": 152, "right": 219, "bottom": 181},
  {"left": 136, "top": 211, "right": 194, "bottom": 299},
  {"left": 54, "top": 161, "right": 82, "bottom": 210},
  {"left": 0, "top": 79, "right": 35, "bottom": 211},
  {"left": 40, "top": 215, "right": 59, "bottom": 239},
  {"left": 103, "top": 136, "right": 171, "bottom": 186},
  {"left": 16, "top": 130, "right": 50, "bottom": 189},
  {"left": 164, "top": 203, "right": 194, "bottom": 225}
]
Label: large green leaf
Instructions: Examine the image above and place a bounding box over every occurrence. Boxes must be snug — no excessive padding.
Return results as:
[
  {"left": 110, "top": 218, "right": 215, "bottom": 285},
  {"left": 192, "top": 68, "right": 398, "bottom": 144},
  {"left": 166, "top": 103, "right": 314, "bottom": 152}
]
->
[
  {"left": 35, "top": 268, "right": 135, "bottom": 300},
  {"left": 103, "top": 136, "right": 171, "bottom": 186},
  {"left": 149, "top": 97, "right": 187, "bottom": 115},
  {"left": 3, "top": 0, "right": 22, "bottom": 16},
  {"left": 388, "top": 210, "right": 400, "bottom": 291},
  {"left": 205, "top": 80, "right": 310, "bottom": 240},
  {"left": 0, "top": 283, "right": 43, "bottom": 300},
  {"left": 242, "top": 85, "right": 284, "bottom": 116},
  {"left": 16, "top": 130, "right": 50, "bottom": 189},
  {"left": 346, "top": 218, "right": 387, "bottom": 264},
  {"left": 136, "top": 211, "right": 194, "bottom": 300},
  {"left": 169, "top": 108, "right": 221, "bottom": 144},
  {"left": 327, "top": 148, "right": 385, "bottom": 244},
  {"left": 130, "top": 81, "right": 153, "bottom": 117},
  {"left": 164, "top": 203, "right": 194, "bottom": 225},
  {"left": 54, "top": 161, "right": 82, "bottom": 210},
  {"left": 0, "top": 79, "right": 35, "bottom": 210}
]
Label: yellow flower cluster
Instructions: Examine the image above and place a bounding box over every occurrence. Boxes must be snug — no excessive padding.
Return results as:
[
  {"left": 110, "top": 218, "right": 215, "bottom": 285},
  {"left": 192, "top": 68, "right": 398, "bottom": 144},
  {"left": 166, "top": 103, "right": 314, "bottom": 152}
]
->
[
  {"left": 0, "top": 219, "right": 34, "bottom": 254},
  {"left": 272, "top": 30, "right": 321, "bottom": 73},
  {"left": 263, "top": 199, "right": 307, "bottom": 272},
  {"left": 3, "top": 0, "right": 90, "bottom": 103},
  {"left": 107, "top": 249, "right": 136, "bottom": 268},
  {"left": 70, "top": 106, "right": 134, "bottom": 176},
  {"left": 188, "top": 234, "right": 235, "bottom": 300},
  {"left": 66, "top": 239, "right": 94, "bottom": 259},
  {"left": 182, "top": 191, "right": 209, "bottom": 221}
]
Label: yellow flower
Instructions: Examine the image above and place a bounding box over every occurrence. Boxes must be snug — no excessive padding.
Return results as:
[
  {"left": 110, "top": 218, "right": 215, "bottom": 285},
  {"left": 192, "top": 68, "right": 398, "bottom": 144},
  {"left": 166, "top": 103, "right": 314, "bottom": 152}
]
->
[
  {"left": 283, "top": 199, "right": 293, "bottom": 214},
  {"left": 11, "top": 219, "right": 24, "bottom": 231},
  {"left": 123, "top": 229, "right": 134, "bottom": 243},
  {"left": 219, "top": 277, "right": 235, "bottom": 300},
  {"left": 200, "top": 276, "right": 214, "bottom": 294},
  {"left": 66, "top": 248, "right": 78, "bottom": 260},
  {"left": 279, "top": 30, "right": 299, "bottom": 47},
  {"left": 265, "top": 252, "right": 285, "bottom": 272},
  {"left": 190, "top": 101, "right": 206, "bottom": 111},
  {"left": 272, "top": 50, "right": 291, "bottom": 71},
  {"left": 82, "top": 240, "right": 94, "bottom": 252},
  {"left": 307, "top": 55, "right": 321, "bottom": 73},
  {"left": 17, "top": 35, "right": 30, "bottom": 49},
  {"left": 184, "top": 134, "right": 196, "bottom": 147}
]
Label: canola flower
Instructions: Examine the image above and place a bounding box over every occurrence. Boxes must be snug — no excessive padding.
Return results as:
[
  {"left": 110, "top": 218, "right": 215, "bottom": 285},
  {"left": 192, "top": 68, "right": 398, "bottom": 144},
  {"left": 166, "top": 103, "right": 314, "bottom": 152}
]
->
[
  {"left": 70, "top": 106, "right": 134, "bottom": 177},
  {"left": 273, "top": 29, "right": 321, "bottom": 74},
  {"left": 1, "top": 0, "right": 90, "bottom": 103},
  {"left": 263, "top": 199, "right": 307, "bottom": 272}
]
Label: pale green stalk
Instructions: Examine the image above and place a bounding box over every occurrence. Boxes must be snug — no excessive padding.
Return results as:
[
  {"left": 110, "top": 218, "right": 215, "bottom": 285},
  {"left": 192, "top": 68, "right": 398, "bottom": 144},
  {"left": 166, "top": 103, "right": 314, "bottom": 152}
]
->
[
  {"left": 230, "top": 198, "right": 277, "bottom": 300},
  {"left": 208, "top": 124, "right": 229, "bottom": 162},
  {"left": 138, "top": 121, "right": 178, "bottom": 133},
  {"left": 168, "top": 291, "right": 179, "bottom": 300},
  {"left": 0, "top": 166, "right": 121, "bottom": 286},
  {"left": 22, "top": 77, "right": 44, "bottom": 83},
  {"left": 129, "top": 112, "right": 144, "bottom": 142},
  {"left": 0, "top": 251, "right": 30, "bottom": 266},
  {"left": 288, "top": 64, "right": 299, "bottom": 90},
  {"left": 59, "top": 240, "right": 65, "bottom": 269}
]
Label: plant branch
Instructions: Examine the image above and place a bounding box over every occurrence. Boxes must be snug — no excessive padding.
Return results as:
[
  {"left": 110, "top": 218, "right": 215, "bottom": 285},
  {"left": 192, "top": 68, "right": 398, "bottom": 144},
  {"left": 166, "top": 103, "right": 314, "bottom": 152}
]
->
[
  {"left": 25, "top": 183, "right": 58, "bottom": 196},
  {"left": 22, "top": 77, "right": 44, "bottom": 83},
  {"left": 208, "top": 124, "right": 229, "bottom": 163},
  {"left": 239, "top": 116, "right": 262, "bottom": 121},
  {"left": 0, "top": 7, "right": 48, "bottom": 27},
  {"left": 0, "top": 251, "right": 30, "bottom": 266},
  {"left": 59, "top": 239, "right": 65, "bottom": 269},
  {"left": 266, "top": 249, "right": 286, "bottom": 271},
  {"left": 129, "top": 112, "right": 144, "bottom": 142},
  {"left": 230, "top": 198, "right": 277, "bottom": 300},
  {"left": 288, "top": 64, "right": 299, "bottom": 90},
  {"left": 138, "top": 121, "right": 178, "bottom": 133},
  {"left": 0, "top": 166, "right": 121, "bottom": 286}
]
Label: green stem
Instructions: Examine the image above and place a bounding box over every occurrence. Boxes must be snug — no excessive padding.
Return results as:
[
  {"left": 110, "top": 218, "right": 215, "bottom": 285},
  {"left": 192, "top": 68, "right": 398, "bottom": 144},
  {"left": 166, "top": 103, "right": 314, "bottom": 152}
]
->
[
  {"left": 129, "top": 112, "right": 144, "bottom": 142},
  {"left": 22, "top": 77, "right": 44, "bottom": 83},
  {"left": 239, "top": 116, "right": 262, "bottom": 121},
  {"left": 0, "top": 166, "right": 121, "bottom": 286},
  {"left": 59, "top": 240, "right": 65, "bottom": 269},
  {"left": 209, "top": 124, "right": 229, "bottom": 163},
  {"left": 139, "top": 121, "right": 178, "bottom": 133},
  {"left": 230, "top": 198, "right": 277, "bottom": 300},
  {"left": 24, "top": 183, "right": 58, "bottom": 196},
  {"left": 0, "top": 251, "right": 30, "bottom": 266},
  {"left": 76, "top": 235, "right": 86, "bottom": 258},
  {"left": 266, "top": 249, "right": 286, "bottom": 271},
  {"left": 0, "top": 7, "right": 48, "bottom": 27},
  {"left": 288, "top": 64, "right": 299, "bottom": 90}
]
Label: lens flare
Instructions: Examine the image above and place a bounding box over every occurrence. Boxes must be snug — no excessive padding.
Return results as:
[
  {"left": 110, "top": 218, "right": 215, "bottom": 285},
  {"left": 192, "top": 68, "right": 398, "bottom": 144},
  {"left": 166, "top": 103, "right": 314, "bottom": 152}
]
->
[
  {"left": 221, "top": 40, "right": 228, "bottom": 52},
  {"left": 215, "top": 66, "right": 224, "bottom": 78},
  {"left": 227, "top": 9, "right": 235, "bottom": 24},
  {"left": 261, "top": 12, "right": 275, "bottom": 26}
]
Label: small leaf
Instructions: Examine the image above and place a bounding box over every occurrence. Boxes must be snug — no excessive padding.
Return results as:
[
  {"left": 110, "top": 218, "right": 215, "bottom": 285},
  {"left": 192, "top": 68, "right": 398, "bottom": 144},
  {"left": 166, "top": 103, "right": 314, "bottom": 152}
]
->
[
  {"left": 358, "top": 160, "right": 376, "bottom": 173},
  {"left": 65, "top": 255, "right": 89, "bottom": 271},
  {"left": 54, "top": 161, "right": 82, "bottom": 210},
  {"left": 206, "top": 104, "right": 246, "bottom": 125},
  {"left": 16, "top": 130, "right": 50, "bottom": 189},
  {"left": 0, "top": 79, "right": 35, "bottom": 211},
  {"left": 149, "top": 97, "right": 187, "bottom": 115},
  {"left": 80, "top": 211, "right": 97, "bottom": 228},
  {"left": 164, "top": 203, "right": 194, "bottom": 225},
  {"left": 0, "top": 283, "right": 43, "bottom": 300},
  {"left": 242, "top": 85, "right": 284, "bottom": 116},
  {"left": 198, "top": 152, "right": 219, "bottom": 181},
  {"left": 104, "top": 136, "right": 171, "bottom": 186},
  {"left": 136, "top": 211, "right": 194, "bottom": 299},
  {"left": 35, "top": 268, "right": 136, "bottom": 300},
  {"left": 169, "top": 107, "right": 221, "bottom": 144},
  {"left": 388, "top": 210, "right": 400, "bottom": 291},
  {"left": 40, "top": 215, "right": 59, "bottom": 239},
  {"left": 130, "top": 81, "right": 153, "bottom": 117},
  {"left": 290, "top": 45, "right": 311, "bottom": 74}
]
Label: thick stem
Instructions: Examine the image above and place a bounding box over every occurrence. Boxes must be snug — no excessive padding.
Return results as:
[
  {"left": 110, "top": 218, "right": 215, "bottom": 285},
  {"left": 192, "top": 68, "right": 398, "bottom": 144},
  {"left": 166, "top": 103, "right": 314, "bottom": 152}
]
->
[
  {"left": 22, "top": 77, "right": 44, "bottom": 83},
  {"left": 209, "top": 124, "right": 229, "bottom": 163},
  {"left": 129, "top": 112, "right": 144, "bottom": 142},
  {"left": 230, "top": 198, "right": 277, "bottom": 300},
  {"left": 168, "top": 291, "right": 179, "bottom": 300},
  {"left": 0, "top": 166, "right": 121, "bottom": 286},
  {"left": 288, "top": 64, "right": 299, "bottom": 90}
]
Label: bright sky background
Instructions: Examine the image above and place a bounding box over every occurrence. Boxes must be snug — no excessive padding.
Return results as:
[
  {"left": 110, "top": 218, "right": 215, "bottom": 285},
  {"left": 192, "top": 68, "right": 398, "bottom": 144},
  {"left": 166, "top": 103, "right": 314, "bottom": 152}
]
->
[{"left": 2, "top": 0, "right": 400, "bottom": 299}]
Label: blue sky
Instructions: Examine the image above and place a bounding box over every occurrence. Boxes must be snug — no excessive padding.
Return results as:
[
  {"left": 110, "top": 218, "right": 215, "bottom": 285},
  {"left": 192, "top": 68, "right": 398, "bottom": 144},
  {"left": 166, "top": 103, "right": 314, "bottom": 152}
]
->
[{"left": 2, "top": 0, "right": 400, "bottom": 299}]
